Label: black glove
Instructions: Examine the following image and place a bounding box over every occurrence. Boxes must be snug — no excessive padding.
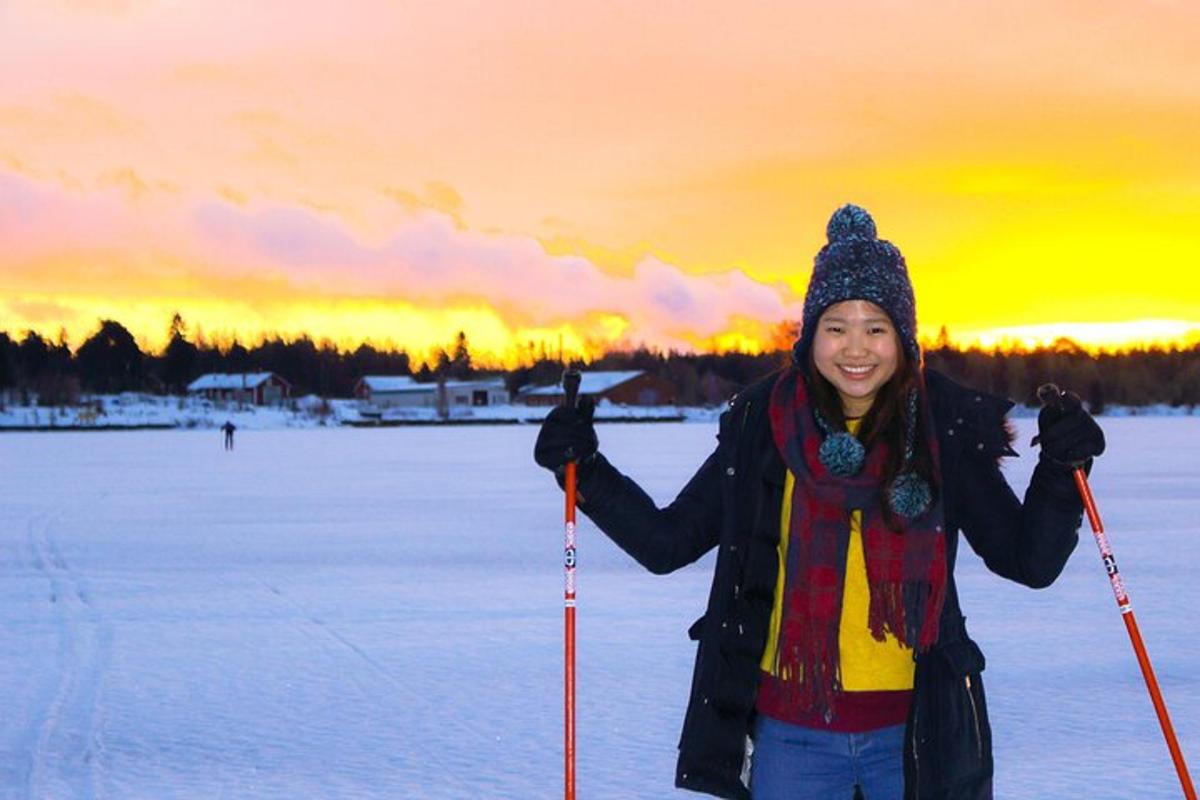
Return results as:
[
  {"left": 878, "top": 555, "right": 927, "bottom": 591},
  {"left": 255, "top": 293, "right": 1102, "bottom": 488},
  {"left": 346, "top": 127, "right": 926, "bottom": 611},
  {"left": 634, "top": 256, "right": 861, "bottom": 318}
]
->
[
  {"left": 1032, "top": 389, "right": 1105, "bottom": 466},
  {"left": 533, "top": 397, "right": 598, "bottom": 474}
]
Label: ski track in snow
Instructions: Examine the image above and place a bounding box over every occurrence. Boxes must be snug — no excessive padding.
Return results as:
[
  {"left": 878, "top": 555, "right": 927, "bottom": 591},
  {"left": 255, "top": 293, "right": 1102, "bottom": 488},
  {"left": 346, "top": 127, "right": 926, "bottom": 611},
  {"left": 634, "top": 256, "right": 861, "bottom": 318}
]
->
[
  {"left": 22, "top": 511, "right": 111, "bottom": 800},
  {"left": 0, "top": 422, "right": 1196, "bottom": 798}
]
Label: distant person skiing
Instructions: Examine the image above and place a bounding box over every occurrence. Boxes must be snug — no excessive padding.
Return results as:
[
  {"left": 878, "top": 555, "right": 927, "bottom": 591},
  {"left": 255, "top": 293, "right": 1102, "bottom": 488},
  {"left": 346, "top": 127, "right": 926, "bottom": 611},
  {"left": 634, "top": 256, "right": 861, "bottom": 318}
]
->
[
  {"left": 535, "top": 204, "right": 1106, "bottom": 800},
  {"left": 221, "top": 420, "right": 236, "bottom": 451}
]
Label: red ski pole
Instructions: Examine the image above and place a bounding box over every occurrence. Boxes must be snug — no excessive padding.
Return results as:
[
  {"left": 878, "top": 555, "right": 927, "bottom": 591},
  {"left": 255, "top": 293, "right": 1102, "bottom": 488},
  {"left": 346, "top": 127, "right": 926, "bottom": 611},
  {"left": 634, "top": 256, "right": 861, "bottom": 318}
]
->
[
  {"left": 561, "top": 368, "right": 582, "bottom": 800},
  {"left": 1039, "top": 385, "right": 1196, "bottom": 800}
]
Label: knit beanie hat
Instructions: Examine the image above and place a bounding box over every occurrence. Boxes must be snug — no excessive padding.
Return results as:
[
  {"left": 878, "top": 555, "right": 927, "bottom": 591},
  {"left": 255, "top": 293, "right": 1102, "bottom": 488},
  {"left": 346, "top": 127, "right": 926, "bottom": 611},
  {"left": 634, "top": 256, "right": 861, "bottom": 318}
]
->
[
  {"left": 793, "top": 203, "right": 919, "bottom": 366},
  {"left": 793, "top": 203, "right": 930, "bottom": 519}
]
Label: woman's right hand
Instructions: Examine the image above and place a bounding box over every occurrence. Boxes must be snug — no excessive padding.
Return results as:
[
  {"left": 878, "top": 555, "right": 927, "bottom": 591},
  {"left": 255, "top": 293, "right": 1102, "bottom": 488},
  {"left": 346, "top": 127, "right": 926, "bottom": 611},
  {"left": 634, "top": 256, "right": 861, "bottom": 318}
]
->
[{"left": 533, "top": 397, "right": 598, "bottom": 474}]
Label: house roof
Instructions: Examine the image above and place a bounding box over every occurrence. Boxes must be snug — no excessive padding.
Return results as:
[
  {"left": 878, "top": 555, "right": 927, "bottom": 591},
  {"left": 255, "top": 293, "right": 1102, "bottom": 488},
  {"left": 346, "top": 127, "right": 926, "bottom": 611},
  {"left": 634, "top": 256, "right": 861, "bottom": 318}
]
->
[
  {"left": 443, "top": 379, "right": 506, "bottom": 390},
  {"left": 357, "top": 375, "right": 418, "bottom": 392},
  {"left": 359, "top": 376, "right": 507, "bottom": 394},
  {"left": 520, "top": 370, "right": 644, "bottom": 396},
  {"left": 187, "top": 373, "right": 283, "bottom": 391}
]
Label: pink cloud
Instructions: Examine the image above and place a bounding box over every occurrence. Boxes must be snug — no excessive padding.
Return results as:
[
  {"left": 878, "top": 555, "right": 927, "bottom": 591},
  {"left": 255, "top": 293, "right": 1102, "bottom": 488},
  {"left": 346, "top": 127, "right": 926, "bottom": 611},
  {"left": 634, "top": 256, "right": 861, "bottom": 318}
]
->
[
  {"left": 191, "top": 195, "right": 801, "bottom": 344},
  {"left": 2, "top": 172, "right": 802, "bottom": 350}
]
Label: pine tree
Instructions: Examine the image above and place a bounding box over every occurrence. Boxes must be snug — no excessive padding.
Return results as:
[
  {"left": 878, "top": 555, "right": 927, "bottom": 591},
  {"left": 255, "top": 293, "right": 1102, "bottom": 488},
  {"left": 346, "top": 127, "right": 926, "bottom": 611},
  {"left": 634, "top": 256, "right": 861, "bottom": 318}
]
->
[
  {"left": 450, "top": 330, "right": 473, "bottom": 379},
  {"left": 162, "top": 313, "right": 199, "bottom": 393}
]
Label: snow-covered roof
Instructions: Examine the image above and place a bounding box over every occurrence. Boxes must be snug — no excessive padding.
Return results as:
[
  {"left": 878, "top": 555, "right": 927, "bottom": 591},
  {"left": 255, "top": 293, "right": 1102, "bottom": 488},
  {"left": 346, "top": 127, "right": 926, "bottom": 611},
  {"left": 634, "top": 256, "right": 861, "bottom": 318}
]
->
[
  {"left": 187, "top": 373, "right": 281, "bottom": 391},
  {"left": 358, "top": 375, "right": 418, "bottom": 392},
  {"left": 520, "top": 370, "right": 644, "bottom": 396},
  {"left": 444, "top": 378, "right": 506, "bottom": 390},
  {"left": 360, "top": 377, "right": 507, "bottom": 395}
]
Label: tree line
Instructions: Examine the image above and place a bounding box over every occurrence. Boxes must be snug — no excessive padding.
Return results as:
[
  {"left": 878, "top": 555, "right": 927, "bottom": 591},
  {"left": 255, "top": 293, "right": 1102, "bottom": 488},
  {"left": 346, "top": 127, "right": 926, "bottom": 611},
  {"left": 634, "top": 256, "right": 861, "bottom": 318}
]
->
[{"left": 2, "top": 316, "right": 1198, "bottom": 410}]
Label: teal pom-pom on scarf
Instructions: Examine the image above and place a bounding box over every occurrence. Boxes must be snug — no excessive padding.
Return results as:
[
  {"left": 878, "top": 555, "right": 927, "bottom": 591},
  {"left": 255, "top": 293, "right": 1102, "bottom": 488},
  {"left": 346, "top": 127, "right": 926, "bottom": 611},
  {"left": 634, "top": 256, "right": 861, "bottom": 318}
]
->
[
  {"left": 888, "top": 472, "right": 932, "bottom": 519},
  {"left": 818, "top": 431, "right": 866, "bottom": 477}
]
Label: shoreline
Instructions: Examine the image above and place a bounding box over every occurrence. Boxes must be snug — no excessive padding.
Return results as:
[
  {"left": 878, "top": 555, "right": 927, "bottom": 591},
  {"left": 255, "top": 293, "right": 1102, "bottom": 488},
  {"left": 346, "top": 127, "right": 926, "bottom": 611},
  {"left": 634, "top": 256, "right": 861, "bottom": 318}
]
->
[{"left": 0, "top": 414, "right": 690, "bottom": 432}]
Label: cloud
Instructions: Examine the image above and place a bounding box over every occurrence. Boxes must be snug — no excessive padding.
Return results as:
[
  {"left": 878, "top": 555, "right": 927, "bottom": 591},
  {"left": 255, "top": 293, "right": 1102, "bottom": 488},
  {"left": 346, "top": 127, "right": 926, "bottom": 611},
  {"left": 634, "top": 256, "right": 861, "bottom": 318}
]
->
[
  {"left": 2, "top": 172, "right": 802, "bottom": 353},
  {"left": 191, "top": 197, "right": 801, "bottom": 348},
  {"left": 0, "top": 171, "right": 183, "bottom": 261}
]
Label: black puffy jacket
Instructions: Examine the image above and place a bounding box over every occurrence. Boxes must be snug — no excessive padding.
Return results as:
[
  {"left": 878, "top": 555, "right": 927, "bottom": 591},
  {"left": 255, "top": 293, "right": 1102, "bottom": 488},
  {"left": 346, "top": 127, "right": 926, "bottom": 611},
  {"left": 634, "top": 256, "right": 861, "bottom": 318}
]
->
[{"left": 571, "top": 369, "right": 1085, "bottom": 799}]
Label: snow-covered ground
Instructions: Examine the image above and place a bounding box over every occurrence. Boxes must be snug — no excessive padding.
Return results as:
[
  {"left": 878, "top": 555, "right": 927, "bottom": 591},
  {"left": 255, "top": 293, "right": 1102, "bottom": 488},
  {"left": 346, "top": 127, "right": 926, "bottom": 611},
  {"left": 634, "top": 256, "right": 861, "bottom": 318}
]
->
[{"left": 0, "top": 418, "right": 1197, "bottom": 799}]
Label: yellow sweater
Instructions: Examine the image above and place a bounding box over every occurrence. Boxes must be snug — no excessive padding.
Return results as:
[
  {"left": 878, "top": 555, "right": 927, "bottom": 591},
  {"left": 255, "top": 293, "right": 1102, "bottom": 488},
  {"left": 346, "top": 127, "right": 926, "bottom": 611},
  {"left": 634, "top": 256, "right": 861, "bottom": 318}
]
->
[{"left": 759, "top": 421, "right": 915, "bottom": 690}]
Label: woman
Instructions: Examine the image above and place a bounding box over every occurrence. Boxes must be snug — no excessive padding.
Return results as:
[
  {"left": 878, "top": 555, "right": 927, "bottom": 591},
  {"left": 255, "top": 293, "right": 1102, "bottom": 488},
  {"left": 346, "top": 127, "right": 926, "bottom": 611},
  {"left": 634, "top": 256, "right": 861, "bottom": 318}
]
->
[{"left": 534, "top": 205, "right": 1105, "bottom": 800}]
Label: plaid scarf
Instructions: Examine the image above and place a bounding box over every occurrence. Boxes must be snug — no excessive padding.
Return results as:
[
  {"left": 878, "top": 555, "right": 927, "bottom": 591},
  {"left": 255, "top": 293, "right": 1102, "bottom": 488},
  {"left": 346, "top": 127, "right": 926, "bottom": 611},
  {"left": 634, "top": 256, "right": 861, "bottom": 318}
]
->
[{"left": 767, "top": 367, "right": 947, "bottom": 717}]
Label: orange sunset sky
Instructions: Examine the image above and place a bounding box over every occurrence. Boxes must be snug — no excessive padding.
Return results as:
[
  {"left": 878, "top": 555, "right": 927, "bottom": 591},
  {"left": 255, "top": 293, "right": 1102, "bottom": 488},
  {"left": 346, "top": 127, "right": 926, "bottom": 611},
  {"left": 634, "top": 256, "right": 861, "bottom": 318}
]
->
[{"left": 2, "top": 1, "right": 1199, "bottom": 366}]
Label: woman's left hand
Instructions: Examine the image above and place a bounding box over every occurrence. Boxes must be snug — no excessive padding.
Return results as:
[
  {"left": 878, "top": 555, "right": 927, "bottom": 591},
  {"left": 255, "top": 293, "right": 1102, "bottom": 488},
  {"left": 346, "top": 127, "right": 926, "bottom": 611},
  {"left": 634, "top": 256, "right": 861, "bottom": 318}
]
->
[{"left": 1033, "top": 389, "right": 1105, "bottom": 466}]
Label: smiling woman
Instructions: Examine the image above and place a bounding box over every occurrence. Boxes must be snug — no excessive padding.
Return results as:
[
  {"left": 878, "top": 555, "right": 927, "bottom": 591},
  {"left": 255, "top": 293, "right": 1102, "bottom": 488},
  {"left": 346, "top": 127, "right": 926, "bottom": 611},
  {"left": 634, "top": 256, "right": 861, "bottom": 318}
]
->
[{"left": 534, "top": 204, "right": 1108, "bottom": 800}]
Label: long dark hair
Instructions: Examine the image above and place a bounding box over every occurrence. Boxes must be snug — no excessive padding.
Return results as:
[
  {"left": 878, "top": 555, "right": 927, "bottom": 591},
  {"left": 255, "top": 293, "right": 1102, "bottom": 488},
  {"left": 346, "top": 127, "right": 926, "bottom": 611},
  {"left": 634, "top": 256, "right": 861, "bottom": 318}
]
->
[{"left": 805, "top": 346, "right": 937, "bottom": 528}]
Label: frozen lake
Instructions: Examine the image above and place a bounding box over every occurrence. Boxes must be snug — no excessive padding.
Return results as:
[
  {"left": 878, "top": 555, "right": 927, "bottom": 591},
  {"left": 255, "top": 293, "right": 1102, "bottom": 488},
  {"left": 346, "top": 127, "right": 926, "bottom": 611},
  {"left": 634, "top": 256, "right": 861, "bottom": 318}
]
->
[{"left": 1, "top": 418, "right": 1198, "bottom": 799}]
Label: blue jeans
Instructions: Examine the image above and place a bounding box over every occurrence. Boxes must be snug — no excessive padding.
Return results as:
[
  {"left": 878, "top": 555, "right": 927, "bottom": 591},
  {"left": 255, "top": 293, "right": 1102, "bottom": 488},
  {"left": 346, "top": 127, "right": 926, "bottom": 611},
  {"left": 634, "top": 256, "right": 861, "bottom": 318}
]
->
[{"left": 750, "top": 715, "right": 905, "bottom": 800}]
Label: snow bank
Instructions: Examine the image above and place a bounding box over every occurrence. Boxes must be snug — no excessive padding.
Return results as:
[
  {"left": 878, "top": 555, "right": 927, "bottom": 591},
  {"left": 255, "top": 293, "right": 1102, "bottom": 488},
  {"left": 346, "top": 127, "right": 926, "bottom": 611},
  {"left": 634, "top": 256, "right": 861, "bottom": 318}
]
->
[{"left": 0, "top": 393, "right": 1190, "bottom": 432}]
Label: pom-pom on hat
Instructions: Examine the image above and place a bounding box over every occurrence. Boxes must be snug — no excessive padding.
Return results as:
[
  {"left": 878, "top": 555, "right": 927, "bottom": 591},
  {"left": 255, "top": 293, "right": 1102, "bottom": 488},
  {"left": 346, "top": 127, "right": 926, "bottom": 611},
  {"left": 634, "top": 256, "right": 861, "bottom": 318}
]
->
[{"left": 793, "top": 204, "right": 919, "bottom": 367}]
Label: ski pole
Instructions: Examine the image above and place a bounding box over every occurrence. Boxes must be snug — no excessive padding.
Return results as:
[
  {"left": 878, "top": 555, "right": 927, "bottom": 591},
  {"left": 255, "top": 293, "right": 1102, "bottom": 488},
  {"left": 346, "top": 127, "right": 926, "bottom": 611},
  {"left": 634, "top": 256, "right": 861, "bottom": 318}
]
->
[
  {"left": 562, "top": 368, "right": 582, "bottom": 800},
  {"left": 1038, "top": 384, "right": 1196, "bottom": 800}
]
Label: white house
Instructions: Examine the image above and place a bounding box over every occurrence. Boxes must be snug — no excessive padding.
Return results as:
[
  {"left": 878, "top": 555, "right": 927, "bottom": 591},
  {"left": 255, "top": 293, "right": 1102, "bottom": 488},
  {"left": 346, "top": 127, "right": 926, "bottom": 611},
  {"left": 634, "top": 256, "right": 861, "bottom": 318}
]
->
[
  {"left": 187, "top": 373, "right": 291, "bottom": 405},
  {"left": 518, "top": 370, "right": 676, "bottom": 407},
  {"left": 354, "top": 376, "right": 509, "bottom": 409},
  {"left": 354, "top": 375, "right": 419, "bottom": 407}
]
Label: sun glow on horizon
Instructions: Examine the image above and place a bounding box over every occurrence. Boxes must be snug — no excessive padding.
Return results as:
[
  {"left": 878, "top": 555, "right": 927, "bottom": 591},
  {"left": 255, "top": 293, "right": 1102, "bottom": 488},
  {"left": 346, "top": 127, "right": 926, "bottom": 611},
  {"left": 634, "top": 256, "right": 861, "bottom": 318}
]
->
[
  {"left": 3, "top": 304, "right": 1197, "bottom": 372},
  {"left": 939, "top": 319, "right": 1200, "bottom": 355}
]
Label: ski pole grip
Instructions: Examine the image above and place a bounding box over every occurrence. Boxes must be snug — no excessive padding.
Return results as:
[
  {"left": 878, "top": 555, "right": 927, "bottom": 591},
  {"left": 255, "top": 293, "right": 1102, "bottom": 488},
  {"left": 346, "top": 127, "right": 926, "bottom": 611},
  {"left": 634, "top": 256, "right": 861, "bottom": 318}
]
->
[{"left": 562, "top": 369, "right": 582, "bottom": 409}]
